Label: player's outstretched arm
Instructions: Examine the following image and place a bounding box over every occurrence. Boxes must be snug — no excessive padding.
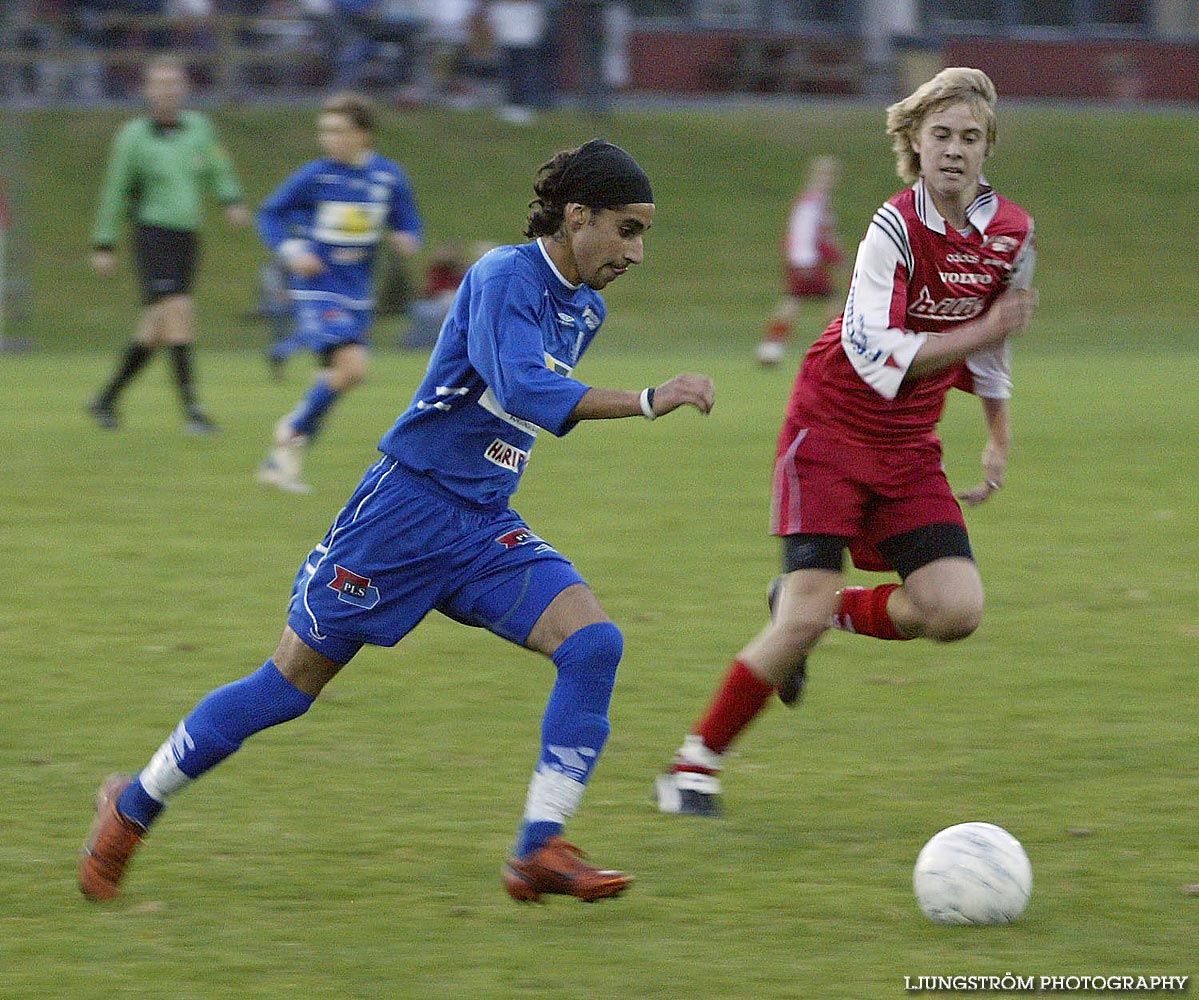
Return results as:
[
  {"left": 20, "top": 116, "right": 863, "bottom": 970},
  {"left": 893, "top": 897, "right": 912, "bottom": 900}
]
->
[
  {"left": 957, "top": 396, "right": 1010, "bottom": 507},
  {"left": 570, "top": 374, "right": 715, "bottom": 422}
]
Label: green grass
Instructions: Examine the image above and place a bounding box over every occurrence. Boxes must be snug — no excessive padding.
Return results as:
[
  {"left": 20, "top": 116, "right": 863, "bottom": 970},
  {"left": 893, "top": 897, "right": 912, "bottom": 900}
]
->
[
  {"left": 1, "top": 341, "right": 1197, "bottom": 998},
  {"left": 3, "top": 102, "right": 1198, "bottom": 997},
  {"left": 9, "top": 103, "right": 1199, "bottom": 353}
]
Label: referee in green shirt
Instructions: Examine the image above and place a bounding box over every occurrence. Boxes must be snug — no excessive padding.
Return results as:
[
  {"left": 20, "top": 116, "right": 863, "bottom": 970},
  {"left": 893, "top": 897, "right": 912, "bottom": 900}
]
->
[{"left": 88, "top": 54, "right": 249, "bottom": 433}]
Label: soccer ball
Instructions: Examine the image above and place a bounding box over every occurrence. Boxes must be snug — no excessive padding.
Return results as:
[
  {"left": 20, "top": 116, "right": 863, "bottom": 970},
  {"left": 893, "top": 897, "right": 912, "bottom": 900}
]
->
[{"left": 912, "top": 822, "right": 1032, "bottom": 925}]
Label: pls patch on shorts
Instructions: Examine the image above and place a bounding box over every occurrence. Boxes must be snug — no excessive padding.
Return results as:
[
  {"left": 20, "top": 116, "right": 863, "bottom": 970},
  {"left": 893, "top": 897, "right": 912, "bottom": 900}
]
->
[{"left": 328, "top": 564, "right": 381, "bottom": 609}]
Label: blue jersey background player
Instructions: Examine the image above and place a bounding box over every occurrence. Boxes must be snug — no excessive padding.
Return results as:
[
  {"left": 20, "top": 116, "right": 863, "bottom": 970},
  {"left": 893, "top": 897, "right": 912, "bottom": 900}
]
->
[
  {"left": 257, "top": 91, "right": 423, "bottom": 493},
  {"left": 80, "top": 139, "right": 716, "bottom": 905}
]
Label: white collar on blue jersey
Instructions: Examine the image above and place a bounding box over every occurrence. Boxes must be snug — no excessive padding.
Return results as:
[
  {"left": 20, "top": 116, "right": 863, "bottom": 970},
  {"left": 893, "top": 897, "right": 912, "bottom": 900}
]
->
[
  {"left": 912, "top": 176, "right": 999, "bottom": 236},
  {"left": 536, "top": 237, "right": 582, "bottom": 290}
]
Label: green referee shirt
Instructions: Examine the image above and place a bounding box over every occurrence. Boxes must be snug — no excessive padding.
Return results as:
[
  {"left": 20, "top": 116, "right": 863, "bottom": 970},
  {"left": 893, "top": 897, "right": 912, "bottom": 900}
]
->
[{"left": 91, "top": 109, "right": 244, "bottom": 249}]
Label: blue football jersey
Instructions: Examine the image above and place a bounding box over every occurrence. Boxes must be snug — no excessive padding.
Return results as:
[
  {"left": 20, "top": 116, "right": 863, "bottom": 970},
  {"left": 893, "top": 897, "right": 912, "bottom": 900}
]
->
[
  {"left": 378, "top": 240, "right": 606, "bottom": 509},
  {"left": 257, "top": 153, "right": 423, "bottom": 309}
]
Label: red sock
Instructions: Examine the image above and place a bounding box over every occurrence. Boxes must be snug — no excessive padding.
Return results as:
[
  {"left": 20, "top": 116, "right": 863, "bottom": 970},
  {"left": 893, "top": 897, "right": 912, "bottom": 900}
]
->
[
  {"left": 691, "top": 660, "right": 775, "bottom": 756},
  {"left": 834, "top": 584, "right": 906, "bottom": 640},
  {"left": 765, "top": 318, "right": 790, "bottom": 343}
]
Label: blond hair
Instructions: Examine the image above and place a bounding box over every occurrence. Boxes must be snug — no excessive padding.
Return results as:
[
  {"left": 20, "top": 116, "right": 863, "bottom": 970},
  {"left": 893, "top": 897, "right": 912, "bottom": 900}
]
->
[
  {"left": 885, "top": 67, "right": 998, "bottom": 184},
  {"left": 806, "top": 154, "right": 840, "bottom": 188}
]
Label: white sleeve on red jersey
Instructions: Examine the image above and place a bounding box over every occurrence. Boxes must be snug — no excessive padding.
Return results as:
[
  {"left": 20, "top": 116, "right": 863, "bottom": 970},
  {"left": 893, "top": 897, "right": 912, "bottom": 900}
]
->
[
  {"left": 840, "top": 203, "right": 926, "bottom": 400},
  {"left": 964, "top": 341, "right": 1013, "bottom": 399},
  {"left": 785, "top": 194, "right": 823, "bottom": 268},
  {"left": 1008, "top": 219, "right": 1036, "bottom": 290},
  {"left": 964, "top": 219, "right": 1035, "bottom": 399}
]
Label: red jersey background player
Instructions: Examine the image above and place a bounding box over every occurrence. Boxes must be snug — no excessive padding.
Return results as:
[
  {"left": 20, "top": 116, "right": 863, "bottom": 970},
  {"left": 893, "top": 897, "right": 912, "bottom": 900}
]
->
[
  {"left": 657, "top": 67, "right": 1038, "bottom": 816},
  {"left": 755, "top": 155, "right": 845, "bottom": 366}
]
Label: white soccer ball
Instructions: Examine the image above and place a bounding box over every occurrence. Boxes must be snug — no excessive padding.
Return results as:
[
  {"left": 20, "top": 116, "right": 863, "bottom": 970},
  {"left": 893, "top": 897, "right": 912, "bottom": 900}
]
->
[{"left": 913, "top": 822, "right": 1032, "bottom": 925}]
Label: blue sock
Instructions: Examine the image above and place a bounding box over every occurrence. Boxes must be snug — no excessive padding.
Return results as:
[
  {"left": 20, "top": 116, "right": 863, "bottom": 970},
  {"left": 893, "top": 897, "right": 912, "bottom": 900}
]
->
[
  {"left": 118, "top": 780, "right": 166, "bottom": 830},
  {"left": 515, "top": 622, "right": 623, "bottom": 858},
  {"left": 288, "top": 379, "right": 340, "bottom": 439},
  {"left": 269, "top": 332, "right": 303, "bottom": 363},
  {"left": 117, "top": 660, "right": 314, "bottom": 829}
]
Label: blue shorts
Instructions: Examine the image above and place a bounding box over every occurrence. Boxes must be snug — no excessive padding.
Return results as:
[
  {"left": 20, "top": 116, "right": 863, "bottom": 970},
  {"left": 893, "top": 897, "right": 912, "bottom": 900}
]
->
[
  {"left": 291, "top": 300, "right": 372, "bottom": 354},
  {"left": 287, "top": 457, "right": 585, "bottom": 664}
]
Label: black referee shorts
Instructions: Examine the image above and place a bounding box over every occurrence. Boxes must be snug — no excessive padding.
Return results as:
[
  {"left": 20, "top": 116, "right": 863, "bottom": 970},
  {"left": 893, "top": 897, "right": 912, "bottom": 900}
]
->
[{"left": 133, "top": 225, "right": 199, "bottom": 305}]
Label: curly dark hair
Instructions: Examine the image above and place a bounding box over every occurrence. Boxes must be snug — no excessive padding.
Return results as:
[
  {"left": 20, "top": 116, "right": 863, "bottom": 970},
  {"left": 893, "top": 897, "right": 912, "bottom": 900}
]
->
[{"left": 524, "top": 147, "right": 577, "bottom": 239}]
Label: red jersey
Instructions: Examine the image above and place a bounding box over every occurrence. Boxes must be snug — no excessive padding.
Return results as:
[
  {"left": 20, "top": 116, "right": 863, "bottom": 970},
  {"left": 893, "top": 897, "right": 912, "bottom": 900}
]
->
[
  {"left": 425, "top": 260, "right": 466, "bottom": 297},
  {"left": 779, "top": 179, "right": 1036, "bottom": 452},
  {"left": 783, "top": 189, "right": 843, "bottom": 270}
]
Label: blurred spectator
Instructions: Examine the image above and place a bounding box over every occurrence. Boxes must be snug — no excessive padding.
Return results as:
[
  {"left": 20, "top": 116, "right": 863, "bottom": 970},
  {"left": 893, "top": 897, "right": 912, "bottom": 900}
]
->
[
  {"left": 530, "top": 0, "right": 562, "bottom": 111},
  {"left": 304, "top": 0, "right": 375, "bottom": 90},
  {"left": 601, "top": 1, "right": 631, "bottom": 97},
  {"left": 247, "top": 1, "right": 322, "bottom": 90},
  {"left": 570, "top": 0, "right": 607, "bottom": 114},
  {"left": 60, "top": 0, "right": 172, "bottom": 99},
  {"left": 164, "top": 0, "right": 218, "bottom": 54},
  {"left": 400, "top": 240, "right": 495, "bottom": 349},
  {"left": 558, "top": 0, "right": 628, "bottom": 114},
  {"left": 373, "top": 1, "right": 428, "bottom": 93},
  {"left": 303, "top": 0, "right": 427, "bottom": 92},
  {"left": 487, "top": 0, "right": 547, "bottom": 123},
  {"left": 421, "top": 1, "right": 501, "bottom": 108},
  {"left": 1, "top": 1, "right": 63, "bottom": 102}
]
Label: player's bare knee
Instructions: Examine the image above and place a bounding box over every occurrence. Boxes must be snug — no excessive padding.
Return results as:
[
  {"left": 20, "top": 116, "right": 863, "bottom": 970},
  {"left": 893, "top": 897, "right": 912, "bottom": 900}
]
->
[
  {"left": 331, "top": 351, "right": 368, "bottom": 390},
  {"left": 923, "top": 602, "right": 982, "bottom": 643},
  {"left": 771, "top": 609, "right": 827, "bottom": 654}
]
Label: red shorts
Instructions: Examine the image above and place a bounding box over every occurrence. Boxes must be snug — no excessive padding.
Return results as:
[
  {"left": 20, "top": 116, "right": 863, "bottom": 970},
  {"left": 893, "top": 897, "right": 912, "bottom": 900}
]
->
[
  {"left": 785, "top": 265, "right": 834, "bottom": 299},
  {"left": 770, "top": 424, "right": 966, "bottom": 571}
]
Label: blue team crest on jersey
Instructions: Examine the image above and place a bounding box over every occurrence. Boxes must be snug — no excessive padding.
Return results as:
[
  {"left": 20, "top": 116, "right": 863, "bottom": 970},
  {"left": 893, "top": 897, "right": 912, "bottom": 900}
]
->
[{"left": 328, "top": 564, "right": 381, "bottom": 609}]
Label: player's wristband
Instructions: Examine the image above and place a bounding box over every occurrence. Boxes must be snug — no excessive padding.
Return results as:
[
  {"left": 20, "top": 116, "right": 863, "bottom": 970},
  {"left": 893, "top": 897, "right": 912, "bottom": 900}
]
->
[
  {"left": 639, "top": 387, "right": 656, "bottom": 421},
  {"left": 278, "top": 238, "right": 312, "bottom": 265}
]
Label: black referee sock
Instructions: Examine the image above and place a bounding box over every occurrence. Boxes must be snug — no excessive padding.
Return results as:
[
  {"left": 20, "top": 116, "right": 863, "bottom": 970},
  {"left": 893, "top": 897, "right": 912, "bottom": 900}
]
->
[
  {"left": 169, "top": 343, "right": 198, "bottom": 412},
  {"left": 98, "top": 341, "right": 155, "bottom": 405}
]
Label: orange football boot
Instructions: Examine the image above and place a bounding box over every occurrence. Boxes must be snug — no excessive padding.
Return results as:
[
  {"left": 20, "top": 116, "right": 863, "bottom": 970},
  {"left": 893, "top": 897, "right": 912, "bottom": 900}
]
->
[
  {"left": 79, "top": 775, "right": 145, "bottom": 901},
  {"left": 502, "top": 837, "right": 631, "bottom": 903}
]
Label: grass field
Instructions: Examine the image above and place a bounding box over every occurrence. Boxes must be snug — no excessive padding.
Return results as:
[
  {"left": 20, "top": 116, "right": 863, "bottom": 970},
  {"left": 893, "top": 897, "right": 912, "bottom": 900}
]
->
[
  {"left": 9, "top": 102, "right": 1199, "bottom": 353},
  {"left": 1, "top": 102, "right": 1198, "bottom": 997},
  {"left": 2, "top": 342, "right": 1197, "bottom": 998}
]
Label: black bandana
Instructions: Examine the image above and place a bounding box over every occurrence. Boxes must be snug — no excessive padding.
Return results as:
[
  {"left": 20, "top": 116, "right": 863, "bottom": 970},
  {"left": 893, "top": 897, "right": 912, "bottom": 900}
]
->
[{"left": 559, "top": 139, "right": 653, "bottom": 209}]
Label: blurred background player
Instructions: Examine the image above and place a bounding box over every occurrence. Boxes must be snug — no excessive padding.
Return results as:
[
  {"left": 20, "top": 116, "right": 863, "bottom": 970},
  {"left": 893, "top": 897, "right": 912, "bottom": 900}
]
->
[
  {"left": 86, "top": 54, "right": 249, "bottom": 434},
  {"left": 754, "top": 155, "right": 845, "bottom": 367},
  {"left": 79, "top": 138, "right": 714, "bottom": 906},
  {"left": 256, "top": 91, "right": 423, "bottom": 494},
  {"left": 402, "top": 240, "right": 496, "bottom": 350},
  {"left": 656, "top": 68, "right": 1037, "bottom": 816}
]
